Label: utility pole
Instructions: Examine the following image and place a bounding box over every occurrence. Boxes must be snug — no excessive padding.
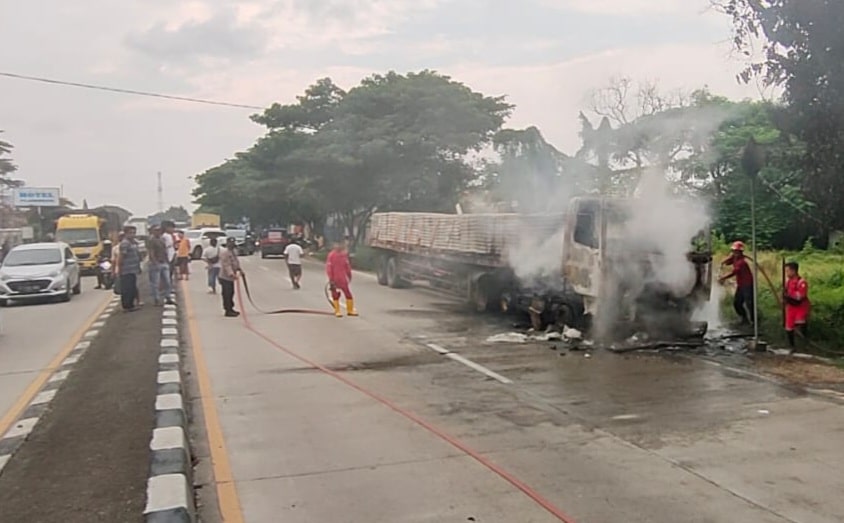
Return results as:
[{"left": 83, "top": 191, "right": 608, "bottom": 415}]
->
[
  {"left": 742, "top": 137, "right": 766, "bottom": 351},
  {"left": 157, "top": 171, "right": 164, "bottom": 213}
]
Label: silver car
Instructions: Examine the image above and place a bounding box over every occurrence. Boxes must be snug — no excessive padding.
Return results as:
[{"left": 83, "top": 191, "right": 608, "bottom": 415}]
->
[{"left": 0, "top": 242, "right": 82, "bottom": 305}]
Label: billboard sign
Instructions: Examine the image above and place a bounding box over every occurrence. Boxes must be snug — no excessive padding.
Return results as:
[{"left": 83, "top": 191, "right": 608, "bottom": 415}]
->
[{"left": 13, "top": 187, "right": 61, "bottom": 207}]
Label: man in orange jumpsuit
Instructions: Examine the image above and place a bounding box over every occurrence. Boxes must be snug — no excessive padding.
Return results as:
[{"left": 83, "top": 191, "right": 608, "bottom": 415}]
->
[
  {"left": 326, "top": 241, "right": 358, "bottom": 317},
  {"left": 783, "top": 261, "right": 810, "bottom": 351}
]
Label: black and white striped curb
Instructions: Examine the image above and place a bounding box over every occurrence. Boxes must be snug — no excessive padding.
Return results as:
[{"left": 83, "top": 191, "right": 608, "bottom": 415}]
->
[
  {"left": 0, "top": 295, "right": 118, "bottom": 476},
  {"left": 144, "top": 300, "right": 195, "bottom": 523}
]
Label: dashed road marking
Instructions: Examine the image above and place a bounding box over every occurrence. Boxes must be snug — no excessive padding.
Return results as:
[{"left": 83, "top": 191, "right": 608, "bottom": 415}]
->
[{"left": 423, "top": 342, "right": 512, "bottom": 383}]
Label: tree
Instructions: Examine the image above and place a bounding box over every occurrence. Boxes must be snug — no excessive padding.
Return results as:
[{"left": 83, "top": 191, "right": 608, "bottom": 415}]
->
[
  {"left": 194, "top": 71, "right": 512, "bottom": 247},
  {"left": 483, "top": 126, "right": 597, "bottom": 212},
  {"left": 716, "top": 0, "right": 844, "bottom": 230},
  {"left": 149, "top": 206, "right": 190, "bottom": 224},
  {"left": 0, "top": 132, "right": 22, "bottom": 188}
]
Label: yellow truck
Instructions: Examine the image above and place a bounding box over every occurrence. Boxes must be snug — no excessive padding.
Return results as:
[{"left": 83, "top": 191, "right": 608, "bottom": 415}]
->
[
  {"left": 191, "top": 213, "right": 221, "bottom": 229},
  {"left": 55, "top": 214, "right": 108, "bottom": 274}
]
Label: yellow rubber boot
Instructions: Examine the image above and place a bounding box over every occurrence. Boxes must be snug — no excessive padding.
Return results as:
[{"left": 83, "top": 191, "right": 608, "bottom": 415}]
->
[
  {"left": 346, "top": 299, "right": 359, "bottom": 316},
  {"left": 333, "top": 299, "right": 343, "bottom": 317}
]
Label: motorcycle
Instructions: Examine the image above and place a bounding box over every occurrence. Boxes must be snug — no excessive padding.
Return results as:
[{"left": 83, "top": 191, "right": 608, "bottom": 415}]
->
[{"left": 98, "top": 259, "right": 114, "bottom": 290}]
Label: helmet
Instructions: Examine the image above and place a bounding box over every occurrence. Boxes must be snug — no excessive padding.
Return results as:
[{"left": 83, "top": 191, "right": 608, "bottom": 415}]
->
[{"left": 731, "top": 241, "right": 746, "bottom": 251}]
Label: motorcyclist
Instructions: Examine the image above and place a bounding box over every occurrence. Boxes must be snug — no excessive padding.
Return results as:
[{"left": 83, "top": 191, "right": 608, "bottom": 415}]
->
[{"left": 95, "top": 240, "right": 113, "bottom": 289}]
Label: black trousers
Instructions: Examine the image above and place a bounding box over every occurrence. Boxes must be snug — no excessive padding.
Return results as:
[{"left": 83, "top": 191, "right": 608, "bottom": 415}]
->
[
  {"left": 734, "top": 285, "right": 755, "bottom": 322},
  {"left": 120, "top": 273, "right": 137, "bottom": 310},
  {"left": 220, "top": 279, "right": 235, "bottom": 313}
]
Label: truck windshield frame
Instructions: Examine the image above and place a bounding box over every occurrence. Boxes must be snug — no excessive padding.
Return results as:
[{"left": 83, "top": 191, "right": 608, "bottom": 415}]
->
[{"left": 56, "top": 228, "right": 100, "bottom": 247}]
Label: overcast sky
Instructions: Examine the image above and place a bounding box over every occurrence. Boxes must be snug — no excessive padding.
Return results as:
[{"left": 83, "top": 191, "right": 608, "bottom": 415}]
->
[{"left": 0, "top": 0, "right": 762, "bottom": 217}]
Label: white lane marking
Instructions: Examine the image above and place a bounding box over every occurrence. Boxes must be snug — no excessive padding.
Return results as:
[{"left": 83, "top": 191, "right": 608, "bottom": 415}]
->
[
  {"left": 48, "top": 370, "right": 70, "bottom": 383},
  {"left": 150, "top": 426, "right": 186, "bottom": 451},
  {"left": 157, "top": 371, "right": 181, "bottom": 384},
  {"left": 159, "top": 354, "right": 179, "bottom": 365},
  {"left": 162, "top": 318, "right": 178, "bottom": 326},
  {"left": 144, "top": 474, "right": 191, "bottom": 513},
  {"left": 62, "top": 354, "right": 80, "bottom": 366},
  {"left": 612, "top": 414, "right": 641, "bottom": 421},
  {"left": 155, "top": 394, "right": 184, "bottom": 411},
  {"left": 0, "top": 454, "right": 9, "bottom": 472},
  {"left": 75, "top": 341, "right": 91, "bottom": 351},
  {"left": 31, "top": 389, "right": 57, "bottom": 406},
  {"left": 98, "top": 314, "right": 110, "bottom": 321},
  {"left": 425, "top": 343, "right": 451, "bottom": 355},
  {"left": 445, "top": 353, "right": 513, "bottom": 384},
  {"left": 5, "top": 417, "right": 39, "bottom": 438},
  {"left": 161, "top": 327, "right": 178, "bottom": 337},
  {"left": 161, "top": 339, "right": 178, "bottom": 349},
  {"left": 83, "top": 329, "right": 99, "bottom": 338},
  {"left": 164, "top": 304, "right": 177, "bottom": 311},
  {"left": 162, "top": 310, "right": 177, "bottom": 318},
  {"left": 92, "top": 321, "right": 106, "bottom": 328}
]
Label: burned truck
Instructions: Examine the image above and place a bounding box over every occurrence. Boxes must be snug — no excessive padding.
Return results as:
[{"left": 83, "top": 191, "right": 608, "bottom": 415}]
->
[
  {"left": 367, "top": 211, "right": 561, "bottom": 308},
  {"left": 366, "top": 196, "right": 712, "bottom": 339},
  {"left": 521, "top": 197, "right": 713, "bottom": 339}
]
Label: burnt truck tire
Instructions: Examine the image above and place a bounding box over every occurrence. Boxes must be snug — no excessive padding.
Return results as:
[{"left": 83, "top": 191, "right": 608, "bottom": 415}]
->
[
  {"left": 376, "top": 256, "right": 389, "bottom": 286},
  {"left": 386, "top": 257, "right": 405, "bottom": 288},
  {"left": 470, "top": 278, "right": 496, "bottom": 313}
]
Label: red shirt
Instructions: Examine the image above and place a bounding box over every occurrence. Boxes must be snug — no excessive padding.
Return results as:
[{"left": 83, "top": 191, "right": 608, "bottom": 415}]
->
[
  {"left": 325, "top": 250, "right": 352, "bottom": 284},
  {"left": 785, "top": 276, "right": 810, "bottom": 312},
  {"left": 725, "top": 255, "right": 753, "bottom": 288}
]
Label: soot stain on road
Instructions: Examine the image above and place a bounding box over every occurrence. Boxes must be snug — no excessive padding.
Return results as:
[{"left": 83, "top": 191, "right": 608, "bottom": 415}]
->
[{"left": 0, "top": 286, "right": 161, "bottom": 523}]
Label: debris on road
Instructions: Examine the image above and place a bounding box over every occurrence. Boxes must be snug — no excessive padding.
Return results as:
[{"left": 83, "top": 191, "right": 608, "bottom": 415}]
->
[{"left": 486, "top": 332, "right": 529, "bottom": 344}]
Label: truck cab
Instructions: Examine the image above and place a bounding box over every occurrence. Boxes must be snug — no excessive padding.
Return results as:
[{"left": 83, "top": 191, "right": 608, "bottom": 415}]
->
[
  {"left": 55, "top": 214, "right": 106, "bottom": 274},
  {"left": 561, "top": 196, "right": 712, "bottom": 338}
]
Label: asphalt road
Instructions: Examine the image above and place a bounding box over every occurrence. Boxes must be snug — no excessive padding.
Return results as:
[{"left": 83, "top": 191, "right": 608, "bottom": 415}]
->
[
  {"left": 0, "top": 276, "right": 161, "bottom": 523},
  {"left": 186, "top": 255, "right": 844, "bottom": 523},
  {"left": 0, "top": 277, "right": 110, "bottom": 427}
]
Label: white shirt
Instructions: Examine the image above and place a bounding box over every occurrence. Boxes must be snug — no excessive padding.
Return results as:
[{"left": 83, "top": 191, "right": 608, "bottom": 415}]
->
[
  {"left": 203, "top": 245, "right": 222, "bottom": 268},
  {"left": 163, "top": 232, "right": 175, "bottom": 262},
  {"left": 284, "top": 243, "right": 303, "bottom": 265}
]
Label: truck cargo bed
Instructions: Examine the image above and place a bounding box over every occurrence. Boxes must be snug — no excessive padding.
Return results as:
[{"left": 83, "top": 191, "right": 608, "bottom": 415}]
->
[{"left": 367, "top": 212, "right": 565, "bottom": 267}]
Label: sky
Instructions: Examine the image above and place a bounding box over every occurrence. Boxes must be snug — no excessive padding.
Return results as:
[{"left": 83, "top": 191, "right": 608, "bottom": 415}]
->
[{"left": 0, "top": 0, "right": 764, "bottom": 217}]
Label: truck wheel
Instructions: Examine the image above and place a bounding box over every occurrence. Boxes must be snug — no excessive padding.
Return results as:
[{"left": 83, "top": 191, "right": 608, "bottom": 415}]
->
[
  {"left": 470, "top": 278, "right": 495, "bottom": 313},
  {"left": 376, "top": 256, "right": 389, "bottom": 286},
  {"left": 386, "top": 257, "right": 405, "bottom": 288}
]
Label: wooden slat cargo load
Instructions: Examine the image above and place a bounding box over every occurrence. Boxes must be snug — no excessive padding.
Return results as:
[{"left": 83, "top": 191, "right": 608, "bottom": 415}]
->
[{"left": 367, "top": 212, "right": 565, "bottom": 266}]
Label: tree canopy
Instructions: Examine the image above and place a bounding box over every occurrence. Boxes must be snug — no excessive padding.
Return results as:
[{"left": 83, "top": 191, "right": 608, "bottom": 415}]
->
[
  {"left": 193, "top": 71, "right": 512, "bottom": 244},
  {"left": 717, "top": 0, "right": 844, "bottom": 231}
]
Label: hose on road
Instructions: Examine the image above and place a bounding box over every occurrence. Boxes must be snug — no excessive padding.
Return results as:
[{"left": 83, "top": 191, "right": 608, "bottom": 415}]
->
[
  {"left": 232, "top": 281, "right": 578, "bottom": 523},
  {"left": 237, "top": 272, "right": 335, "bottom": 316}
]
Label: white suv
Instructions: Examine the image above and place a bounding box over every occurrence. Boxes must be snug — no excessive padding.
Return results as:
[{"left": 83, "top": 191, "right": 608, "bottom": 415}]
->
[{"left": 187, "top": 228, "right": 228, "bottom": 260}]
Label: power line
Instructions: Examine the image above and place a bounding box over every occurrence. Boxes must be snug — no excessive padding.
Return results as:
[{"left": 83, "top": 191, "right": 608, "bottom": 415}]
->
[{"left": 0, "top": 71, "right": 264, "bottom": 110}]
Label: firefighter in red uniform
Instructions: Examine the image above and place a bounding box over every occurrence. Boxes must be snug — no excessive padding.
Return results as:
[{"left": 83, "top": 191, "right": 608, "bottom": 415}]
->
[
  {"left": 326, "top": 241, "right": 358, "bottom": 317},
  {"left": 719, "top": 241, "right": 755, "bottom": 324},
  {"left": 783, "top": 261, "right": 810, "bottom": 351}
]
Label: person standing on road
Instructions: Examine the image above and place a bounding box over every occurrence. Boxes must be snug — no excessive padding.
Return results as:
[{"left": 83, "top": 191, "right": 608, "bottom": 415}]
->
[
  {"left": 284, "top": 240, "right": 304, "bottom": 289},
  {"left": 203, "top": 237, "right": 222, "bottom": 294},
  {"left": 148, "top": 226, "right": 175, "bottom": 306},
  {"left": 783, "top": 261, "right": 810, "bottom": 352},
  {"left": 326, "top": 241, "right": 357, "bottom": 317},
  {"left": 719, "top": 241, "right": 754, "bottom": 325},
  {"left": 162, "top": 221, "right": 177, "bottom": 284},
  {"left": 176, "top": 232, "right": 191, "bottom": 281},
  {"left": 219, "top": 237, "right": 243, "bottom": 317},
  {"left": 117, "top": 225, "right": 141, "bottom": 311}
]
